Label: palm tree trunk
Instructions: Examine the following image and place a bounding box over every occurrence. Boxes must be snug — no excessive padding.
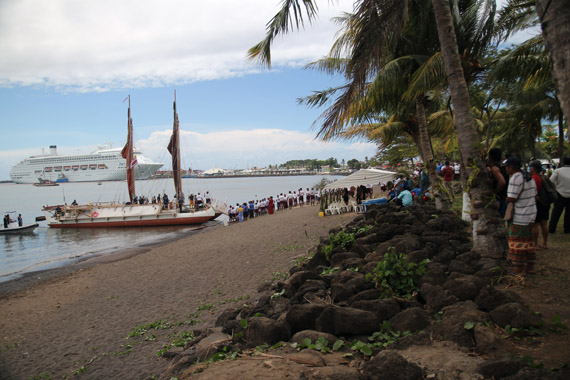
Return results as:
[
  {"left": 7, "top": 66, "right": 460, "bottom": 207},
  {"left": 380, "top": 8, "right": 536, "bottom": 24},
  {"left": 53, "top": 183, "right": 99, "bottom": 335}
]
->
[
  {"left": 431, "top": 0, "right": 506, "bottom": 258},
  {"left": 536, "top": 0, "right": 570, "bottom": 131},
  {"left": 416, "top": 97, "right": 445, "bottom": 209}
]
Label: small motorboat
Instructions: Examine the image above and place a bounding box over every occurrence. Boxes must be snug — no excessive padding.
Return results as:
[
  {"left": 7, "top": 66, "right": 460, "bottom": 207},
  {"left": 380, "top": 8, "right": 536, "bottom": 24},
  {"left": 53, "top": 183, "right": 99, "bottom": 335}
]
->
[{"left": 2, "top": 211, "right": 39, "bottom": 234}]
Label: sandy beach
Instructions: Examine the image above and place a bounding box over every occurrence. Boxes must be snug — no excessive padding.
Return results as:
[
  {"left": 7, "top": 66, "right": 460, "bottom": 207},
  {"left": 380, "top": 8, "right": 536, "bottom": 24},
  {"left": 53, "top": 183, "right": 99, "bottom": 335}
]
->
[{"left": 0, "top": 206, "right": 354, "bottom": 380}]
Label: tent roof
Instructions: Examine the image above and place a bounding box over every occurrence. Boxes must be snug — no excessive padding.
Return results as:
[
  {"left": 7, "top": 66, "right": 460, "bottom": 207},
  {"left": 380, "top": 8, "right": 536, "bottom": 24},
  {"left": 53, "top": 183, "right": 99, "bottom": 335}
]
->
[{"left": 323, "top": 168, "right": 397, "bottom": 190}]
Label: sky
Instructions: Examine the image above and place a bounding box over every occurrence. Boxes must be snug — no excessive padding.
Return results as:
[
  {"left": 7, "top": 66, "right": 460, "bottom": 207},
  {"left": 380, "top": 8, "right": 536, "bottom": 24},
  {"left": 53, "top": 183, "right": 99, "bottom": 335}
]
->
[
  {"left": 0, "top": 0, "right": 377, "bottom": 180},
  {"left": 0, "top": 0, "right": 538, "bottom": 181}
]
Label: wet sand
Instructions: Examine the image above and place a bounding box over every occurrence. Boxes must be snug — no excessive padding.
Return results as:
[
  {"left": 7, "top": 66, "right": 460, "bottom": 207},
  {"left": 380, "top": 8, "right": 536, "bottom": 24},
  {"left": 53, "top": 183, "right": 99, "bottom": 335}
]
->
[{"left": 0, "top": 205, "right": 354, "bottom": 380}]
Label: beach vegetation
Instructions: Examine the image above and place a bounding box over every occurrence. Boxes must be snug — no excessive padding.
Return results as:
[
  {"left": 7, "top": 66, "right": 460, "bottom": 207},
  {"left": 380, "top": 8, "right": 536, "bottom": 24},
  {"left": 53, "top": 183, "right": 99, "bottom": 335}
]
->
[
  {"left": 206, "top": 346, "right": 239, "bottom": 363},
  {"left": 321, "top": 230, "right": 356, "bottom": 260},
  {"left": 1, "top": 341, "right": 19, "bottom": 352},
  {"left": 156, "top": 330, "right": 195, "bottom": 357},
  {"left": 270, "top": 271, "right": 288, "bottom": 281},
  {"left": 128, "top": 319, "right": 174, "bottom": 339},
  {"left": 197, "top": 302, "right": 216, "bottom": 312},
  {"left": 30, "top": 373, "right": 51, "bottom": 380},
  {"left": 366, "top": 248, "right": 428, "bottom": 298},
  {"left": 270, "top": 289, "right": 285, "bottom": 300},
  {"left": 273, "top": 242, "right": 303, "bottom": 255},
  {"left": 320, "top": 266, "right": 340, "bottom": 276}
]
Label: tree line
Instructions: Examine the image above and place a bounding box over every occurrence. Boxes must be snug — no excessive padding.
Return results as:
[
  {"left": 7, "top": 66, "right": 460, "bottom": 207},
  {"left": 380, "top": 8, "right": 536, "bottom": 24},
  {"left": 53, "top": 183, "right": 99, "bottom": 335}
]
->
[{"left": 248, "top": 0, "right": 570, "bottom": 258}]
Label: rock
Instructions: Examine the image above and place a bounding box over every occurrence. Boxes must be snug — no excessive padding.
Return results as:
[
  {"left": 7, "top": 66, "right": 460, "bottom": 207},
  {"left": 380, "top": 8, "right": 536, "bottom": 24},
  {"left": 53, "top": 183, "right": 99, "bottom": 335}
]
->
[
  {"left": 315, "top": 306, "right": 380, "bottom": 336},
  {"left": 350, "top": 298, "right": 401, "bottom": 321},
  {"left": 359, "top": 261, "right": 379, "bottom": 275},
  {"left": 349, "top": 288, "right": 383, "bottom": 303},
  {"left": 407, "top": 249, "right": 430, "bottom": 263},
  {"left": 447, "top": 259, "right": 476, "bottom": 275},
  {"left": 391, "top": 233, "right": 423, "bottom": 254},
  {"left": 286, "top": 304, "right": 329, "bottom": 333},
  {"left": 330, "top": 252, "right": 361, "bottom": 267},
  {"left": 388, "top": 307, "right": 431, "bottom": 332},
  {"left": 306, "top": 365, "right": 362, "bottom": 380},
  {"left": 215, "top": 308, "right": 240, "bottom": 328},
  {"left": 475, "top": 286, "right": 523, "bottom": 312},
  {"left": 295, "top": 280, "right": 328, "bottom": 302},
  {"left": 432, "top": 246, "right": 457, "bottom": 264},
  {"left": 196, "top": 331, "right": 232, "bottom": 361},
  {"left": 330, "top": 270, "right": 364, "bottom": 285},
  {"left": 340, "top": 257, "right": 367, "bottom": 270},
  {"left": 420, "top": 264, "right": 448, "bottom": 287},
  {"left": 429, "top": 302, "right": 487, "bottom": 347},
  {"left": 477, "top": 356, "right": 527, "bottom": 379},
  {"left": 443, "top": 274, "right": 485, "bottom": 301},
  {"left": 290, "top": 330, "right": 339, "bottom": 346},
  {"left": 489, "top": 302, "right": 542, "bottom": 329},
  {"left": 502, "top": 367, "right": 560, "bottom": 380},
  {"left": 361, "top": 350, "right": 424, "bottom": 380},
  {"left": 474, "top": 323, "right": 499, "bottom": 354},
  {"left": 420, "top": 283, "right": 458, "bottom": 312},
  {"left": 286, "top": 350, "right": 326, "bottom": 367},
  {"left": 242, "top": 317, "right": 290, "bottom": 348},
  {"left": 283, "top": 270, "right": 321, "bottom": 297}
]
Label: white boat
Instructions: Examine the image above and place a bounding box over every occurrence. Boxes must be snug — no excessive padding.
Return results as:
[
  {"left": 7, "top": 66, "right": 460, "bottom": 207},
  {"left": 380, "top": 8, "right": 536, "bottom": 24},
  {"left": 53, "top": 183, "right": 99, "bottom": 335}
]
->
[
  {"left": 42, "top": 94, "right": 222, "bottom": 228},
  {"left": 1, "top": 212, "right": 38, "bottom": 234},
  {"left": 10, "top": 146, "right": 163, "bottom": 184}
]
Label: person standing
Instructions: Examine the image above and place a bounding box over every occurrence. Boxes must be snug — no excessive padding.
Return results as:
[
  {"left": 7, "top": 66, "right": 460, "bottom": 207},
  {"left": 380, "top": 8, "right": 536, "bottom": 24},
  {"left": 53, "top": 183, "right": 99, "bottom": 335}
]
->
[
  {"left": 548, "top": 156, "right": 570, "bottom": 234},
  {"left": 505, "top": 156, "right": 537, "bottom": 275},
  {"left": 441, "top": 161, "right": 455, "bottom": 199},
  {"left": 487, "top": 148, "right": 508, "bottom": 217},
  {"left": 18, "top": 214, "right": 23, "bottom": 227}
]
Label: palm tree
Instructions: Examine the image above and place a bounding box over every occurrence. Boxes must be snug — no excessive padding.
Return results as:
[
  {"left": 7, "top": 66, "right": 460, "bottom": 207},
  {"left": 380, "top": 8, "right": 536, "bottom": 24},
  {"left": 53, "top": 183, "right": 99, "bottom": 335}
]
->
[
  {"left": 249, "top": 0, "right": 506, "bottom": 257},
  {"left": 535, "top": 0, "right": 570, "bottom": 128}
]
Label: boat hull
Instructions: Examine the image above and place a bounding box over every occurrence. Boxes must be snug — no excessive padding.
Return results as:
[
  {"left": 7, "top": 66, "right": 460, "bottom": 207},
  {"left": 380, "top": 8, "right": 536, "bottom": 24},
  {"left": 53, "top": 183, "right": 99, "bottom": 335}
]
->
[
  {"left": 0, "top": 223, "right": 39, "bottom": 234},
  {"left": 44, "top": 204, "right": 218, "bottom": 228}
]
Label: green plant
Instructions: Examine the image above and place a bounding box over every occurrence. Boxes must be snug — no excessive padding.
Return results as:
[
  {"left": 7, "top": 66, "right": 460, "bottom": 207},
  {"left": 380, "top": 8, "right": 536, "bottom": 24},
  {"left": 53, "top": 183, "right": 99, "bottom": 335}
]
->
[
  {"left": 270, "top": 289, "right": 285, "bottom": 300},
  {"left": 207, "top": 346, "right": 239, "bottom": 363},
  {"left": 550, "top": 314, "right": 568, "bottom": 332},
  {"left": 320, "top": 267, "right": 340, "bottom": 275},
  {"left": 30, "top": 373, "right": 51, "bottom": 380},
  {"left": 366, "top": 248, "right": 428, "bottom": 298},
  {"left": 197, "top": 303, "right": 216, "bottom": 311}
]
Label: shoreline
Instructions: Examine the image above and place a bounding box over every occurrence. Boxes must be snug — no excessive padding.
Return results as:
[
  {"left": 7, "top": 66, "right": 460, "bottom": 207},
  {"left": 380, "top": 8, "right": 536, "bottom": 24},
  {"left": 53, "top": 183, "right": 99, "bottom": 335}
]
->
[
  {"left": 0, "top": 221, "right": 222, "bottom": 297},
  {"left": 0, "top": 205, "right": 355, "bottom": 379}
]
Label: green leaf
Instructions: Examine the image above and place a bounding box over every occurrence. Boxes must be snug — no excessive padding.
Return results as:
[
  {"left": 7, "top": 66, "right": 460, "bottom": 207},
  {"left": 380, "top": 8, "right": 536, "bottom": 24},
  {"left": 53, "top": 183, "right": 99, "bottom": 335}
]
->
[
  {"left": 360, "top": 344, "right": 373, "bottom": 356},
  {"left": 332, "top": 340, "right": 344, "bottom": 351},
  {"left": 464, "top": 321, "right": 476, "bottom": 330},
  {"left": 239, "top": 319, "right": 248, "bottom": 329}
]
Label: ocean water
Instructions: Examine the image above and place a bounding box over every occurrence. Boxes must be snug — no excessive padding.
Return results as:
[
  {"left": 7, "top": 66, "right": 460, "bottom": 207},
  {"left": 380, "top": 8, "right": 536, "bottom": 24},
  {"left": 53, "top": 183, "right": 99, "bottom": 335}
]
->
[{"left": 0, "top": 175, "right": 337, "bottom": 282}]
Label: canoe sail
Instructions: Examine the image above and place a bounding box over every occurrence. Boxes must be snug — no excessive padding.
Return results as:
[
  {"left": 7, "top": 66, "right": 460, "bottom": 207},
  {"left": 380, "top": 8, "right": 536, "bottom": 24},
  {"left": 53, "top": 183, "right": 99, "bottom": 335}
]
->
[
  {"left": 120, "top": 95, "right": 136, "bottom": 203},
  {"left": 168, "top": 91, "right": 182, "bottom": 211}
]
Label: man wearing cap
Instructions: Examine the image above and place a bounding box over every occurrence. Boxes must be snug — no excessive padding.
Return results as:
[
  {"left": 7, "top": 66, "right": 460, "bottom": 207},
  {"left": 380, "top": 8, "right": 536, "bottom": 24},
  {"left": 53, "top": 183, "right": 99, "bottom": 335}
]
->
[
  {"left": 505, "top": 156, "right": 537, "bottom": 275},
  {"left": 548, "top": 157, "right": 570, "bottom": 234}
]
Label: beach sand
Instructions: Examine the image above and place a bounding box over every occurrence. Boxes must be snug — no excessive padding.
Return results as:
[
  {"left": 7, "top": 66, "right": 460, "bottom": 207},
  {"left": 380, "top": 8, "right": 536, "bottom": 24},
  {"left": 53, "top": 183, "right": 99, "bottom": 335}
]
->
[{"left": 0, "top": 206, "right": 354, "bottom": 380}]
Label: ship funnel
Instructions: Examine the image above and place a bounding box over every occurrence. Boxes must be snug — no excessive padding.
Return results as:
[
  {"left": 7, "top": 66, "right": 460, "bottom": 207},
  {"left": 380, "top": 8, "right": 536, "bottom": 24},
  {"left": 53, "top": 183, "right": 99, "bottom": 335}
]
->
[{"left": 49, "top": 145, "right": 57, "bottom": 155}]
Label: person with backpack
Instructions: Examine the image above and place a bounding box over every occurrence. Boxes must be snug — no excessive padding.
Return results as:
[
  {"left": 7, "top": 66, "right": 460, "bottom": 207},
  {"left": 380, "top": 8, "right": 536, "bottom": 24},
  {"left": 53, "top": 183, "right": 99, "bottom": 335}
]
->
[
  {"left": 529, "top": 161, "right": 550, "bottom": 249},
  {"left": 548, "top": 157, "right": 570, "bottom": 234},
  {"left": 505, "top": 156, "right": 537, "bottom": 276}
]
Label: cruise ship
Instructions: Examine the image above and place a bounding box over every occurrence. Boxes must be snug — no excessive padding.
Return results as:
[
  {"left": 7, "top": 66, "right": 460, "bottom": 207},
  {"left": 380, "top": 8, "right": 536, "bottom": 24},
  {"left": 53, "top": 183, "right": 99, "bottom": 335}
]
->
[{"left": 10, "top": 145, "right": 163, "bottom": 184}]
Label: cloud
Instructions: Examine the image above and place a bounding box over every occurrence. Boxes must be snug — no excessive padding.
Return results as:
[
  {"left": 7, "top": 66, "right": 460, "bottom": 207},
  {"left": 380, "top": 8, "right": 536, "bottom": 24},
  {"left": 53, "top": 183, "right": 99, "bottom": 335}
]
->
[
  {"left": 0, "top": 128, "right": 377, "bottom": 180},
  {"left": 137, "top": 128, "right": 377, "bottom": 170},
  {"left": 0, "top": 0, "right": 354, "bottom": 92}
]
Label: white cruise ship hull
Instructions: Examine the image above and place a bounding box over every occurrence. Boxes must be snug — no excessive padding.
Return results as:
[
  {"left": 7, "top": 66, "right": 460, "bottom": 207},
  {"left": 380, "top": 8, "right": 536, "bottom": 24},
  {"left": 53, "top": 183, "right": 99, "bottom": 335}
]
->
[
  {"left": 43, "top": 203, "right": 218, "bottom": 228},
  {"left": 10, "top": 148, "right": 163, "bottom": 184}
]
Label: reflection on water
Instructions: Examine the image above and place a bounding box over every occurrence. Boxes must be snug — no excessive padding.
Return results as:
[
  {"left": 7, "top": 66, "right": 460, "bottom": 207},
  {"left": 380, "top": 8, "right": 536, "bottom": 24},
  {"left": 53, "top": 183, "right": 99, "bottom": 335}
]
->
[{"left": 0, "top": 175, "right": 337, "bottom": 282}]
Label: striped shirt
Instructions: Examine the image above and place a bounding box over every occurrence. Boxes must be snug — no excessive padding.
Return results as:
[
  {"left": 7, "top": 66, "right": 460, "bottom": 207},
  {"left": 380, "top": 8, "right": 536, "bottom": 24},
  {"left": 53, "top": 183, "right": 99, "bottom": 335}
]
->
[{"left": 507, "top": 171, "right": 537, "bottom": 225}]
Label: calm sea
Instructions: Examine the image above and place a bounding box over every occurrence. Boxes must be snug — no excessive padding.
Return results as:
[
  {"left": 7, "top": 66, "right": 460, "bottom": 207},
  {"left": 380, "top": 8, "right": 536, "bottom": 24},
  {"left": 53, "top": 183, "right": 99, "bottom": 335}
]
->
[{"left": 0, "top": 175, "right": 337, "bottom": 283}]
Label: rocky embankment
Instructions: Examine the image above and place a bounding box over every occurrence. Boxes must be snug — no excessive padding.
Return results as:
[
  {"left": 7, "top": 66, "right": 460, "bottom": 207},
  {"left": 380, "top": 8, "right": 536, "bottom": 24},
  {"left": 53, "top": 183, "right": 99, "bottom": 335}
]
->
[{"left": 161, "top": 203, "right": 562, "bottom": 380}]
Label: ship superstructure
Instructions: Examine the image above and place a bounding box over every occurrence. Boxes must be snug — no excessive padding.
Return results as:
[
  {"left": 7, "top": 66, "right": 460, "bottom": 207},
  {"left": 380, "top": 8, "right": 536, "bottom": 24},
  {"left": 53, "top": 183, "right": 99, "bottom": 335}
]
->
[{"left": 10, "top": 145, "right": 163, "bottom": 184}]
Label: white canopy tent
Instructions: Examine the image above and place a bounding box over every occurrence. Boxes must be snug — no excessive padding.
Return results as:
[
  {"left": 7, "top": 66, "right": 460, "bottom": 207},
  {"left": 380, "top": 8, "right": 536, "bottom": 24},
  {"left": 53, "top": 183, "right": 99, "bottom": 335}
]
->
[{"left": 323, "top": 168, "right": 397, "bottom": 190}]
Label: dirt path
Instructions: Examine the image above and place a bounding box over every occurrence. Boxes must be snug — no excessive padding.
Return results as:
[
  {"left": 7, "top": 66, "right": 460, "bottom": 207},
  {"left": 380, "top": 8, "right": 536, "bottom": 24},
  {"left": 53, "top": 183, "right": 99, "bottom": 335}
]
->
[{"left": 0, "top": 206, "right": 354, "bottom": 380}]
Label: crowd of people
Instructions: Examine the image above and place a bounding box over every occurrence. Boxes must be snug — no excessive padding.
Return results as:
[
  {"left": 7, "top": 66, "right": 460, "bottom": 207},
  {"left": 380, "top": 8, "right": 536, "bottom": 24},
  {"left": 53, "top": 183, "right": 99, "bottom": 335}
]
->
[
  {"left": 486, "top": 148, "right": 570, "bottom": 276},
  {"left": 227, "top": 188, "right": 322, "bottom": 223}
]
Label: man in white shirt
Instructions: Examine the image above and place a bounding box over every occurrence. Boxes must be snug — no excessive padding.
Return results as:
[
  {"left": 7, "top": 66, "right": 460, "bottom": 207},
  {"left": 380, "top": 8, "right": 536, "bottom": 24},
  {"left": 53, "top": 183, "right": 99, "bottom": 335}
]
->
[{"left": 549, "top": 157, "right": 570, "bottom": 233}]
